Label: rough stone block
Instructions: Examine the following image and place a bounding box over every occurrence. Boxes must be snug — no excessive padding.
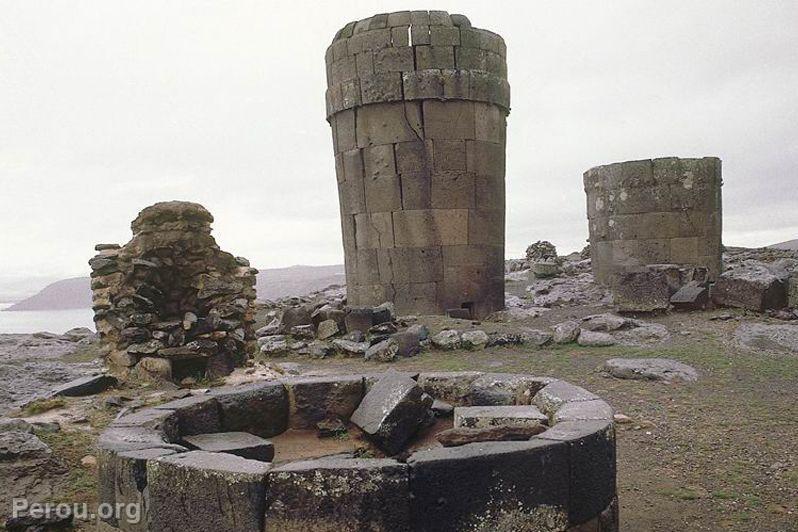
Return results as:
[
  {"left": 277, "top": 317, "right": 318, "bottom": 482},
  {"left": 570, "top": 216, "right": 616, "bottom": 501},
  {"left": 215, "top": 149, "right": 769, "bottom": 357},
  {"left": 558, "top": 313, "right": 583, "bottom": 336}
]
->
[
  {"left": 373, "top": 46, "right": 414, "bottom": 72},
  {"left": 467, "top": 373, "right": 551, "bottom": 406},
  {"left": 400, "top": 173, "right": 432, "bottom": 209},
  {"left": 712, "top": 264, "right": 787, "bottom": 311},
  {"left": 351, "top": 370, "right": 433, "bottom": 455},
  {"left": 360, "top": 72, "right": 403, "bottom": 104},
  {"left": 112, "top": 409, "right": 180, "bottom": 443},
  {"left": 454, "top": 405, "right": 548, "bottom": 429},
  {"left": 212, "top": 381, "right": 288, "bottom": 438},
  {"left": 407, "top": 439, "right": 570, "bottom": 532},
  {"left": 415, "top": 45, "right": 455, "bottom": 70},
  {"left": 532, "top": 380, "right": 599, "bottom": 415},
  {"left": 473, "top": 102, "right": 505, "bottom": 144},
  {"left": 432, "top": 140, "right": 467, "bottom": 172},
  {"left": 612, "top": 267, "right": 672, "bottom": 312},
  {"left": 423, "top": 100, "right": 475, "bottom": 140},
  {"left": 182, "top": 432, "right": 274, "bottom": 462},
  {"left": 153, "top": 395, "right": 221, "bottom": 437},
  {"left": 356, "top": 102, "right": 420, "bottom": 147},
  {"left": 392, "top": 209, "right": 468, "bottom": 247},
  {"left": 392, "top": 282, "right": 440, "bottom": 315},
  {"left": 148, "top": 451, "right": 270, "bottom": 532},
  {"left": 363, "top": 144, "right": 396, "bottom": 178},
  {"left": 410, "top": 23, "right": 431, "bottom": 45},
  {"left": 264, "top": 458, "right": 410, "bottom": 531},
  {"left": 670, "top": 282, "right": 709, "bottom": 310},
  {"left": 364, "top": 173, "right": 402, "bottom": 213},
  {"left": 355, "top": 212, "right": 395, "bottom": 249},
  {"left": 539, "top": 420, "right": 616, "bottom": 526},
  {"left": 430, "top": 25, "right": 460, "bottom": 46},
  {"left": 283, "top": 375, "right": 365, "bottom": 429},
  {"left": 402, "top": 69, "right": 444, "bottom": 100},
  {"left": 395, "top": 140, "right": 432, "bottom": 175},
  {"left": 553, "top": 400, "right": 614, "bottom": 423},
  {"left": 432, "top": 171, "right": 475, "bottom": 209},
  {"left": 377, "top": 247, "right": 443, "bottom": 283}
]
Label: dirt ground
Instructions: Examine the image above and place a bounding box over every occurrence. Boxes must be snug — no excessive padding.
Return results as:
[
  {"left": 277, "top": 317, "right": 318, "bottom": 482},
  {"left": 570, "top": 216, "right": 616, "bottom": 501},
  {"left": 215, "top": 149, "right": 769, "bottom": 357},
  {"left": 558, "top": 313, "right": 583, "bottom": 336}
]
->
[
  {"left": 9, "top": 307, "right": 798, "bottom": 531},
  {"left": 257, "top": 308, "right": 798, "bottom": 532}
]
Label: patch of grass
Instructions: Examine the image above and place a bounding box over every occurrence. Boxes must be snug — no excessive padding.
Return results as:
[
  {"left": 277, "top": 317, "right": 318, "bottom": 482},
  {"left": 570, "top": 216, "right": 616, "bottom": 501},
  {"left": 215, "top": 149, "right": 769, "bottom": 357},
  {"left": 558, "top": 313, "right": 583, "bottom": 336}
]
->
[
  {"left": 20, "top": 397, "right": 66, "bottom": 416},
  {"left": 712, "top": 490, "right": 738, "bottom": 500},
  {"left": 36, "top": 429, "right": 98, "bottom": 504}
]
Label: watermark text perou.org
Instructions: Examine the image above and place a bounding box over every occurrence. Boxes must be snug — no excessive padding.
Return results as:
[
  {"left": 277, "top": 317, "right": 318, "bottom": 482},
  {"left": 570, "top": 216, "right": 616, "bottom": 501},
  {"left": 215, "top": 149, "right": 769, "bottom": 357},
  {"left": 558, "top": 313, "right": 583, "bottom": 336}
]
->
[{"left": 13, "top": 498, "right": 142, "bottom": 524}]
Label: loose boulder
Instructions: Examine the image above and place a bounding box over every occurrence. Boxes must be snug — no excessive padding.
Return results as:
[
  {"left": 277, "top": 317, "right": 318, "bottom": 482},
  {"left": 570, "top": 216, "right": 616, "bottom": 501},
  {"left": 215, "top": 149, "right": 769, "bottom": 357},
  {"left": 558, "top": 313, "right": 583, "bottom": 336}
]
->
[
  {"left": 350, "top": 371, "right": 433, "bottom": 455},
  {"left": 603, "top": 358, "right": 698, "bottom": 383},
  {"left": 712, "top": 262, "right": 787, "bottom": 311}
]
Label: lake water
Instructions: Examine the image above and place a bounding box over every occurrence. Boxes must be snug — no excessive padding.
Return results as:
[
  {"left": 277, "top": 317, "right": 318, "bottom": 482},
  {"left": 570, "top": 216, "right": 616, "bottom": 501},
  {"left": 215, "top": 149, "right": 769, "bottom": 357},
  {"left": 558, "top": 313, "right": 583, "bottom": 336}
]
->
[{"left": 0, "top": 303, "right": 95, "bottom": 334}]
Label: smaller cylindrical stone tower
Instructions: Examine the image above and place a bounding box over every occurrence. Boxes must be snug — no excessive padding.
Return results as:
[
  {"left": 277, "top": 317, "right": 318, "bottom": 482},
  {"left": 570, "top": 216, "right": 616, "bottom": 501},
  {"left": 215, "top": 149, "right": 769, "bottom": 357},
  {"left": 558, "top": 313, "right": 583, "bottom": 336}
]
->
[
  {"left": 325, "top": 10, "right": 510, "bottom": 319},
  {"left": 584, "top": 157, "right": 723, "bottom": 284}
]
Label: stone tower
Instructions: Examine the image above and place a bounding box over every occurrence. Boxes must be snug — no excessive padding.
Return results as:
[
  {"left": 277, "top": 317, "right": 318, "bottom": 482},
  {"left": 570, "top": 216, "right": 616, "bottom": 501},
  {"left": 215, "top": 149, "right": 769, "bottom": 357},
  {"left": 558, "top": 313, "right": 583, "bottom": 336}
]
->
[
  {"left": 584, "top": 157, "right": 723, "bottom": 284},
  {"left": 325, "top": 10, "right": 510, "bottom": 319}
]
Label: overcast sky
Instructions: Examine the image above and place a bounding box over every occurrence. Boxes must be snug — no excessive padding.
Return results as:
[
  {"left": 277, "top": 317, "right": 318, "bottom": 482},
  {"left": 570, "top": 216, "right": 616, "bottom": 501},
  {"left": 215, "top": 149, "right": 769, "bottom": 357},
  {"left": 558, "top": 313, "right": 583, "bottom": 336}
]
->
[{"left": 1, "top": 0, "right": 797, "bottom": 280}]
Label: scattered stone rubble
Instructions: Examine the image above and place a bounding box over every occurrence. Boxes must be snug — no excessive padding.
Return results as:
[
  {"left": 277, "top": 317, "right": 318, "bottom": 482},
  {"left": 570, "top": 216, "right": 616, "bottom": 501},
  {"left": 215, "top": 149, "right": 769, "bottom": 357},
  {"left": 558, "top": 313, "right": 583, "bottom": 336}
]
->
[{"left": 90, "top": 202, "right": 258, "bottom": 383}]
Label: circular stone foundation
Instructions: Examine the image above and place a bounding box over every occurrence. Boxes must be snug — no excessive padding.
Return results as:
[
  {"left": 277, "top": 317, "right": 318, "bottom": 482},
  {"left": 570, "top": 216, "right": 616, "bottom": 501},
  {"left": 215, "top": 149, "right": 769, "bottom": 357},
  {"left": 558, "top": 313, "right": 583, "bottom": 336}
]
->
[{"left": 97, "top": 373, "right": 617, "bottom": 531}]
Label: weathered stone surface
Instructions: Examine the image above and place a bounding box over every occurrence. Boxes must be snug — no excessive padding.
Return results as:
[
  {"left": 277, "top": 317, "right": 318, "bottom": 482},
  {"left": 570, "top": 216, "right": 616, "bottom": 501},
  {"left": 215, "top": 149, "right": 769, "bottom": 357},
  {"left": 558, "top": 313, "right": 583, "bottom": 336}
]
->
[
  {"left": 612, "top": 268, "right": 672, "bottom": 312},
  {"left": 530, "top": 260, "right": 561, "bottom": 278},
  {"left": 350, "top": 370, "right": 432, "bottom": 455},
  {"left": 212, "top": 381, "right": 288, "bottom": 438},
  {"left": 712, "top": 263, "right": 787, "bottom": 311},
  {"left": 365, "top": 338, "right": 399, "bottom": 362},
  {"left": 152, "top": 394, "right": 221, "bottom": 436},
  {"left": 390, "top": 331, "right": 422, "bottom": 357},
  {"left": 316, "top": 319, "right": 340, "bottom": 340},
  {"left": 417, "top": 371, "right": 482, "bottom": 403},
  {"left": 533, "top": 380, "right": 599, "bottom": 415},
  {"left": 431, "top": 329, "right": 461, "bottom": 349},
  {"left": 454, "top": 405, "right": 547, "bottom": 429},
  {"left": 539, "top": 420, "right": 616, "bottom": 525},
  {"left": 577, "top": 330, "right": 616, "bottom": 347},
  {"left": 148, "top": 451, "right": 270, "bottom": 532},
  {"left": 670, "top": 282, "right": 709, "bottom": 310},
  {"left": 467, "top": 373, "right": 550, "bottom": 406},
  {"left": 553, "top": 400, "right": 614, "bottom": 423},
  {"left": 281, "top": 305, "right": 314, "bottom": 332},
  {"left": 51, "top": 374, "right": 117, "bottom": 397},
  {"left": 581, "top": 314, "right": 629, "bottom": 332},
  {"left": 264, "top": 458, "right": 410, "bottom": 531},
  {"left": 553, "top": 320, "right": 581, "bottom": 344},
  {"left": 408, "top": 439, "right": 569, "bottom": 532},
  {"left": 344, "top": 308, "right": 374, "bottom": 333},
  {"left": 283, "top": 375, "right": 364, "bottom": 429},
  {"left": 460, "top": 329, "right": 489, "bottom": 349},
  {"left": 329, "top": 14, "right": 509, "bottom": 319},
  {"left": 734, "top": 322, "right": 798, "bottom": 354},
  {"left": 436, "top": 424, "right": 546, "bottom": 447},
  {"left": 603, "top": 358, "right": 699, "bottom": 383},
  {"left": 331, "top": 338, "right": 370, "bottom": 356},
  {"left": 182, "top": 432, "right": 274, "bottom": 462},
  {"left": 431, "top": 399, "right": 454, "bottom": 417},
  {"left": 112, "top": 408, "right": 180, "bottom": 442}
]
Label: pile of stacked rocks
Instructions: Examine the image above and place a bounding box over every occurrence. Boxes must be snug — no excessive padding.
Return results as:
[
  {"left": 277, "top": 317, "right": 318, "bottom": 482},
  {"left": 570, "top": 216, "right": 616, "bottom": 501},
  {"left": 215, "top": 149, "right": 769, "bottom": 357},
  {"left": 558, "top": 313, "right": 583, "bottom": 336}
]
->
[
  {"left": 258, "top": 300, "right": 429, "bottom": 363},
  {"left": 90, "top": 202, "right": 258, "bottom": 382}
]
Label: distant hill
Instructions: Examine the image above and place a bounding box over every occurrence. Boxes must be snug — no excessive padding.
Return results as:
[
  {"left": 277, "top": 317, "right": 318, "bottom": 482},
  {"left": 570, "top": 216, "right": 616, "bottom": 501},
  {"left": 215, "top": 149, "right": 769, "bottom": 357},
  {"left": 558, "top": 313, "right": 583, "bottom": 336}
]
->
[
  {"left": 769, "top": 239, "right": 798, "bottom": 251},
  {"left": 6, "top": 277, "right": 91, "bottom": 311},
  {"left": 3, "top": 265, "right": 346, "bottom": 311},
  {"left": 256, "top": 264, "right": 345, "bottom": 300}
]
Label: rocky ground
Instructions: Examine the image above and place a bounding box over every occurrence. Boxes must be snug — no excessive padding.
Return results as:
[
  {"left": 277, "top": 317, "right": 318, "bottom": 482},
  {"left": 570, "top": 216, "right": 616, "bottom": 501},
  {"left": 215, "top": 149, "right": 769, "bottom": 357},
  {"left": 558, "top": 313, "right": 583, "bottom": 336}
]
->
[{"left": 1, "top": 247, "right": 797, "bottom": 531}]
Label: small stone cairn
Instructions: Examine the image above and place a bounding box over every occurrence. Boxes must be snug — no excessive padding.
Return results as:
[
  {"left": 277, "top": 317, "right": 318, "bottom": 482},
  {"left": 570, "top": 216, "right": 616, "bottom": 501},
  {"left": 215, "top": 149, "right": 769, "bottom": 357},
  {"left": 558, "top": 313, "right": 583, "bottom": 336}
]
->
[{"left": 90, "top": 201, "right": 258, "bottom": 382}]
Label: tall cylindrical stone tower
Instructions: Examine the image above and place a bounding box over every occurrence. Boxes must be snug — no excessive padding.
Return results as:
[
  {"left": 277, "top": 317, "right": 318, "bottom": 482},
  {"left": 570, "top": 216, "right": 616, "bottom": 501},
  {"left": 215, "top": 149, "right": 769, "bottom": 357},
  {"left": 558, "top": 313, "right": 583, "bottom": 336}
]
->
[
  {"left": 584, "top": 157, "right": 723, "bottom": 284},
  {"left": 325, "top": 10, "right": 510, "bottom": 319}
]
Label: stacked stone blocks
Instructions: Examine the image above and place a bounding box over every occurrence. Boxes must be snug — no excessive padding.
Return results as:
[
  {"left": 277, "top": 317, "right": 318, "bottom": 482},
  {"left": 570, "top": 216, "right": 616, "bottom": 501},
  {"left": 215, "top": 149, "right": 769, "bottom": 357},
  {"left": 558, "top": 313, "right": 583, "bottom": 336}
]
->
[
  {"left": 90, "top": 202, "right": 258, "bottom": 382},
  {"left": 584, "top": 157, "right": 723, "bottom": 285},
  {"left": 326, "top": 11, "right": 509, "bottom": 319}
]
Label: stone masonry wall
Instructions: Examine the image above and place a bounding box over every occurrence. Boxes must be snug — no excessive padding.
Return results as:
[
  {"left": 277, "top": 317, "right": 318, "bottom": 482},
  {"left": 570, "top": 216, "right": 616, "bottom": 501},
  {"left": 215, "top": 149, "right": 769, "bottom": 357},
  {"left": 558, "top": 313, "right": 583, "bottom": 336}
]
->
[
  {"left": 325, "top": 10, "right": 510, "bottom": 319},
  {"left": 584, "top": 157, "right": 723, "bottom": 285},
  {"left": 90, "top": 202, "right": 258, "bottom": 383}
]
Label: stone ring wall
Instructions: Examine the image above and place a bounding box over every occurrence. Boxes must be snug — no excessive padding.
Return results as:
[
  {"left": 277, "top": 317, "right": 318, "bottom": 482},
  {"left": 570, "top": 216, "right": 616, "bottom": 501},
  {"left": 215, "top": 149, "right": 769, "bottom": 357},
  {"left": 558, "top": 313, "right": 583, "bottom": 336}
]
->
[
  {"left": 325, "top": 11, "right": 510, "bottom": 319},
  {"left": 97, "top": 373, "right": 617, "bottom": 531},
  {"left": 584, "top": 157, "right": 723, "bottom": 284}
]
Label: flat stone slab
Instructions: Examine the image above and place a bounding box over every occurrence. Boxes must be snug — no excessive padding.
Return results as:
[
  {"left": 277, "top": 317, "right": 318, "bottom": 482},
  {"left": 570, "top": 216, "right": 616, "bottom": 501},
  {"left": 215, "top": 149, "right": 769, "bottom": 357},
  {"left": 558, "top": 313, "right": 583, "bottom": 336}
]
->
[
  {"left": 436, "top": 425, "right": 546, "bottom": 447},
  {"left": 603, "top": 358, "right": 699, "bottom": 383},
  {"left": 350, "top": 370, "right": 432, "bottom": 455},
  {"left": 51, "top": 374, "right": 117, "bottom": 397},
  {"left": 454, "top": 405, "right": 547, "bottom": 429},
  {"left": 734, "top": 323, "right": 798, "bottom": 355},
  {"left": 182, "top": 432, "right": 274, "bottom": 462},
  {"left": 148, "top": 451, "right": 271, "bottom": 532}
]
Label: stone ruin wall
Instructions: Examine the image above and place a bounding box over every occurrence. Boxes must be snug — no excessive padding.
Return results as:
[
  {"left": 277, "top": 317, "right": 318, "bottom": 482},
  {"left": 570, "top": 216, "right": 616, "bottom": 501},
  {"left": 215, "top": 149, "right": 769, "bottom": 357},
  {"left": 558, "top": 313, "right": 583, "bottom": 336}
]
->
[
  {"left": 90, "top": 201, "right": 258, "bottom": 383},
  {"left": 584, "top": 157, "right": 723, "bottom": 285},
  {"left": 325, "top": 10, "right": 510, "bottom": 319}
]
